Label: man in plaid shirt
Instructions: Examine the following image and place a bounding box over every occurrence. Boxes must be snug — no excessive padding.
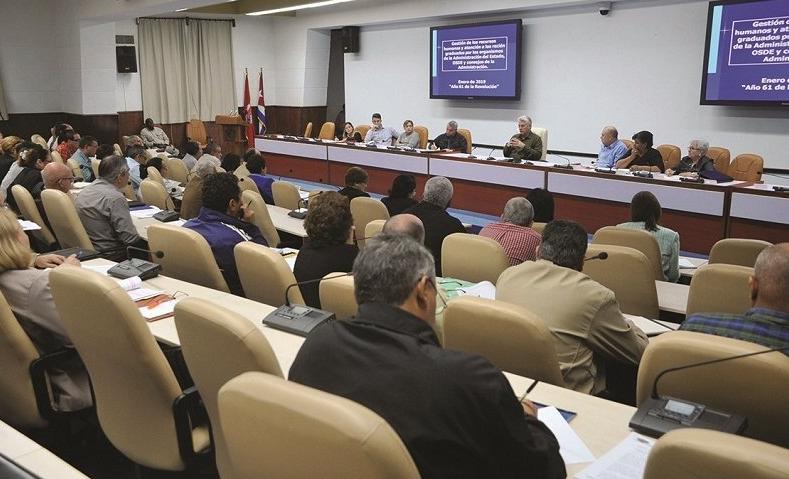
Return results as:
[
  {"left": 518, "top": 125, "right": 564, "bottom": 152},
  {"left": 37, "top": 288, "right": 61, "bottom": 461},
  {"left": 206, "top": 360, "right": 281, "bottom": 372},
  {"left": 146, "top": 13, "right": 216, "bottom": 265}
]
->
[
  {"left": 479, "top": 197, "right": 541, "bottom": 266},
  {"left": 680, "top": 243, "right": 789, "bottom": 353}
]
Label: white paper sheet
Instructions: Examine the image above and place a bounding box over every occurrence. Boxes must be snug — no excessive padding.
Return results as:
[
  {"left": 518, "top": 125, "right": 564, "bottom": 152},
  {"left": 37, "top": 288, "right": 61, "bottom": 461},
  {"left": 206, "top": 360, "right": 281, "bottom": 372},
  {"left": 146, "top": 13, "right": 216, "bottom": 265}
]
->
[
  {"left": 625, "top": 314, "right": 676, "bottom": 336},
  {"left": 18, "top": 220, "right": 41, "bottom": 231},
  {"left": 538, "top": 406, "right": 595, "bottom": 465},
  {"left": 82, "top": 264, "right": 113, "bottom": 275},
  {"left": 678, "top": 257, "right": 697, "bottom": 269},
  {"left": 575, "top": 433, "right": 655, "bottom": 479},
  {"left": 139, "top": 298, "right": 178, "bottom": 320},
  {"left": 457, "top": 281, "right": 496, "bottom": 300},
  {"left": 130, "top": 206, "right": 161, "bottom": 218}
]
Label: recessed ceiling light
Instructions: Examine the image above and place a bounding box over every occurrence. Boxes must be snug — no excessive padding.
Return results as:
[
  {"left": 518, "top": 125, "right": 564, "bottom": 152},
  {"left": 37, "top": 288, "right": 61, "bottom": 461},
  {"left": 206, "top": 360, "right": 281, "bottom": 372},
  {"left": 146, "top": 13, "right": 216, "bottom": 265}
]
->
[
  {"left": 247, "top": 0, "right": 354, "bottom": 16},
  {"left": 175, "top": 8, "right": 188, "bottom": 11}
]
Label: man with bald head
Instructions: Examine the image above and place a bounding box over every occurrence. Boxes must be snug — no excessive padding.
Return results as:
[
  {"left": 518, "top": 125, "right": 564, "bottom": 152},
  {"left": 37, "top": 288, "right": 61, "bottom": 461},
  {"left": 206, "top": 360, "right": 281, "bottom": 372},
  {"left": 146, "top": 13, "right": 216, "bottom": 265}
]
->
[
  {"left": 41, "top": 162, "right": 76, "bottom": 194},
  {"left": 597, "top": 126, "right": 628, "bottom": 169},
  {"left": 681, "top": 243, "right": 789, "bottom": 352},
  {"left": 383, "top": 214, "right": 425, "bottom": 244}
]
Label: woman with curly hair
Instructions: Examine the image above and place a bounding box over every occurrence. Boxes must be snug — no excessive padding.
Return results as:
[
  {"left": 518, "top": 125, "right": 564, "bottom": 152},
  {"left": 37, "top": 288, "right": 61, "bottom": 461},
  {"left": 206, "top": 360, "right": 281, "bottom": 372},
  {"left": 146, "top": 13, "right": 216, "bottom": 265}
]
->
[{"left": 293, "top": 191, "right": 358, "bottom": 308}]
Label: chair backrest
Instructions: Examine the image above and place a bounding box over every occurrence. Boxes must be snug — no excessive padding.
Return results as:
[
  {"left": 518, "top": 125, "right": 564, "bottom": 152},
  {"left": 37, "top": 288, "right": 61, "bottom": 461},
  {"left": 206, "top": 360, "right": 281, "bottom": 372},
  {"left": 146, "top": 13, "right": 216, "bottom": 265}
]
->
[
  {"left": 66, "top": 158, "right": 81, "bottom": 178},
  {"left": 219, "top": 372, "right": 420, "bottom": 479},
  {"left": 120, "top": 183, "right": 136, "bottom": 201},
  {"left": 147, "top": 223, "right": 230, "bottom": 293},
  {"left": 90, "top": 158, "right": 101, "bottom": 180},
  {"left": 234, "top": 163, "right": 250, "bottom": 178},
  {"left": 146, "top": 166, "right": 164, "bottom": 185},
  {"left": 621, "top": 138, "right": 634, "bottom": 150},
  {"left": 354, "top": 124, "right": 370, "bottom": 140},
  {"left": 444, "top": 296, "right": 565, "bottom": 386},
  {"left": 685, "top": 263, "right": 753, "bottom": 317},
  {"left": 187, "top": 119, "right": 207, "bottom": 145},
  {"left": 174, "top": 298, "right": 283, "bottom": 479},
  {"left": 531, "top": 222, "right": 547, "bottom": 235},
  {"left": 729, "top": 153, "right": 764, "bottom": 182},
  {"left": 706, "top": 146, "right": 731, "bottom": 174},
  {"left": 41, "top": 189, "right": 93, "bottom": 249},
  {"left": 234, "top": 242, "right": 304, "bottom": 306},
  {"left": 708, "top": 238, "right": 771, "bottom": 267},
  {"left": 319, "top": 273, "right": 358, "bottom": 320},
  {"left": 113, "top": 143, "right": 123, "bottom": 156},
  {"left": 166, "top": 158, "right": 189, "bottom": 184},
  {"left": 11, "top": 185, "right": 56, "bottom": 246},
  {"left": 238, "top": 176, "right": 261, "bottom": 197},
  {"left": 531, "top": 127, "right": 548, "bottom": 161},
  {"left": 582, "top": 244, "right": 660, "bottom": 319},
  {"left": 271, "top": 181, "right": 301, "bottom": 210},
  {"left": 636, "top": 331, "right": 789, "bottom": 446},
  {"left": 413, "top": 125, "right": 428, "bottom": 148},
  {"left": 31, "top": 134, "right": 48, "bottom": 149},
  {"left": 318, "top": 122, "right": 335, "bottom": 140},
  {"left": 457, "top": 128, "right": 473, "bottom": 154},
  {"left": 655, "top": 144, "right": 681, "bottom": 170},
  {"left": 140, "top": 178, "right": 174, "bottom": 210},
  {"left": 592, "top": 226, "right": 665, "bottom": 281},
  {"left": 242, "top": 190, "right": 281, "bottom": 248},
  {"left": 441, "top": 233, "right": 509, "bottom": 284},
  {"left": 364, "top": 219, "right": 386, "bottom": 239},
  {"left": 0, "top": 291, "right": 46, "bottom": 429},
  {"left": 49, "top": 150, "right": 64, "bottom": 164},
  {"left": 643, "top": 429, "right": 789, "bottom": 479},
  {"left": 49, "top": 268, "right": 187, "bottom": 470},
  {"left": 349, "top": 197, "right": 390, "bottom": 248},
  {"left": 303, "top": 122, "right": 313, "bottom": 138}
]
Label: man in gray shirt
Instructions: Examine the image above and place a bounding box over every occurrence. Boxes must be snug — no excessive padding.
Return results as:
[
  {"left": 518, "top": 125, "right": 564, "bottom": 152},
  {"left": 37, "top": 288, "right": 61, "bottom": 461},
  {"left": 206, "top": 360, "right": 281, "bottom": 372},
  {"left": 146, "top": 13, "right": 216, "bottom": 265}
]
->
[{"left": 75, "top": 155, "right": 145, "bottom": 260}]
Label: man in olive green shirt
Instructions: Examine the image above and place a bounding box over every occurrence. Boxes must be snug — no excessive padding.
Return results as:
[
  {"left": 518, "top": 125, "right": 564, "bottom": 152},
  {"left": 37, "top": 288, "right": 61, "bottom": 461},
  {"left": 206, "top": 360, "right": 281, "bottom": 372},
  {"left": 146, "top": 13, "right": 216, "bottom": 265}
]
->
[{"left": 503, "top": 115, "right": 543, "bottom": 162}]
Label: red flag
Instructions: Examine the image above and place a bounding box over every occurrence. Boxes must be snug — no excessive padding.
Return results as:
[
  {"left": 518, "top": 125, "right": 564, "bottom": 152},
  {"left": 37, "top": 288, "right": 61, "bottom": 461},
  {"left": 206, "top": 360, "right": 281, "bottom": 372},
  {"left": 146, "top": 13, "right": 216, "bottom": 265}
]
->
[
  {"left": 256, "top": 70, "right": 267, "bottom": 135},
  {"left": 243, "top": 70, "right": 254, "bottom": 148}
]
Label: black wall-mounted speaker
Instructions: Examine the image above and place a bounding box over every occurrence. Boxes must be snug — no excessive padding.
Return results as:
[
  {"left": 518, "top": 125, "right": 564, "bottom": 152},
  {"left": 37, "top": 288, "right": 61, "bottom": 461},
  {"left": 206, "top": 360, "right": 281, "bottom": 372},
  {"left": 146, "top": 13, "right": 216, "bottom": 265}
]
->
[
  {"left": 116, "top": 46, "right": 137, "bottom": 73},
  {"left": 342, "top": 26, "right": 360, "bottom": 53}
]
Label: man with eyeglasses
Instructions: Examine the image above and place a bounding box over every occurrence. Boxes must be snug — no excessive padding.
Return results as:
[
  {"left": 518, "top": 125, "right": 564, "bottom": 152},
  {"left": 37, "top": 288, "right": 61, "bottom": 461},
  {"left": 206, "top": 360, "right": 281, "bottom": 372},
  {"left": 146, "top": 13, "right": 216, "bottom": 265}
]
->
[
  {"left": 41, "top": 162, "right": 76, "bottom": 194},
  {"left": 290, "top": 234, "right": 565, "bottom": 479},
  {"left": 75, "top": 155, "right": 145, "bottom": 260}
]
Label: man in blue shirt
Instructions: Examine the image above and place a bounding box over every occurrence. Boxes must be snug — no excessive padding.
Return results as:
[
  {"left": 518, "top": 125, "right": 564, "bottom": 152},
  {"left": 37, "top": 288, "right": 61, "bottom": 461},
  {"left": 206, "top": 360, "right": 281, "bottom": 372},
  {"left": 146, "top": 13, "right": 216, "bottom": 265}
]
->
[
  {"left": 184, "top": 172, "right": 267, "bottom": 296},
  {"left": 70, "top": 135, "right": 98, "bottom": 182},
  {"left": 597, "top": 126, "right": 628, "bottom": 169},
  {"left": 363, "top": 113, "right": 398, "bottom": 146},
  {"left": 245, "top": 151, "right": 275, "bottom": 204},
  {"left": 124, "top": 145, "right": 146, "bottom": 195}
]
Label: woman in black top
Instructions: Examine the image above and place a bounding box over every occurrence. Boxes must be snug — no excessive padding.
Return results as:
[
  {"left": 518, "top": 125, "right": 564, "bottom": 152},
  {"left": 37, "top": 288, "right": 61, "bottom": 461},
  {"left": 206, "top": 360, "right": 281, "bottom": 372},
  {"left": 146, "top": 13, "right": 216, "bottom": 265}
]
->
[
  {"left": 0, "top": 136, "right": 22, "bottom": 182},
  {"left": 381, "top": 174, "right": 418, "bottom": 216},
  {"left": 615, "top": 130, "right": 665, "bottom": 173},
  {"left": 6, "top": 143, "right": 51, "bottom": 212},
  {"left": 337, "top": 122, "right": 363, "bottom": 142},
  {"left": 293, "top": 191, "right": 358, "bottom": 309}
]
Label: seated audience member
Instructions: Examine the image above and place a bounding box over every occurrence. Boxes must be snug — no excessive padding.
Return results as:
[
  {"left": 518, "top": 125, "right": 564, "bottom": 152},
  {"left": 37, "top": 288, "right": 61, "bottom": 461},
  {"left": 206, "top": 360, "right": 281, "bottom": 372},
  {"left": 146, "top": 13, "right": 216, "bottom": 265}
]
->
[
  {"left": 479, "top": 197, "right": 541, "bottom": 266},
  {"left": 396, "top": 119, "right": 420, "bottom": 148},
  {"left": 0, "top": 136, "right": 22, "bottom": 182},
  {"left": 404, "top": 176, "right": 465, "bottom": 276},
  {"left": 41, "top": 162, "right": 75, "bottom": 194},
  {"left": 615, "top": 131, "right": 665, "bottom": 172},
  {"left": 75, "top": 155, "right": 146, "bottom": 260},
  {"left": 245, "top": 153, "right": 275, "bottom": 204},
  {"left": 47, "top": 123, "right": 73, "bottom": 151},
  {"left": 290, "top": 235, "right": 565, "bottom": 479},
  {"left": 337, "top": 121, "right": 363, "bottom": 142},
  {"left": 382, "top": 214, "right": 425, "bottom": 244},
  {"left": 0, "top": 208, "right": 91, "bottom": 411},
  {"left": 183, "top": 172, "right": 267, "bottom": 296},
  {"left": 381, "top": 174, "right": 417, "bottom": 216},
  {"left": 140, "top": 117, "right": 179, "bottom": 156},
  {"left": 56, "top": 131, "right": 79, "bottom": 164},
  {"left": 363, "top": 113, "right": 398, "bottom": 146},
  {"left": 180, "top": 157, "right": 217, "bottom": 220},
  {"left": 666, "top": 139, "right": 716, "bottom": 176},
  {"left": 0, "top": 141, "right": 31, "bottom": 205},
  {"left": 70, "top": 135, "right": 98, "bottom": 182},
  {"left": 432, "top": 120, "right": 468, "bottom": 152},
  {"left": 125, "top": 135, "right": 144, "bottom": 148},
  {"left": 204, "top": 142, "right": 222, "bottom": 161},
  {"left": 198, "top": 154, "right": 221, "bottom": 173},
  {"left": 617, "top": 191, "right": 679, "bottom": 282},
  {"left": 293, "top": 191, "right": 358, "bottom": 308},
  {"left": 338, "top": 166, "right": 370, "bottom": 201},
  {"left": 503, "top": 116, "right": 542, "bottom": 162},
  {"left": 497, "top": 220, "right": 648, "bottom": 395},
  {"left": 597, "top": 126, "right": 628, "bottom": 169},
  {"left": 680, "top": 243, "right": 789, "bottom": 351},
  {"left": 181, "top": 140, "right": 202, "bottom": 171},
  {"left": 6, "top": 144, "right": 51, "bottom": 212},
  {"left": 124, "top": 145, "right": 146, "bottom": 194},
  {"left": 146, "top": 157, "right": 168, "bottom": 178},
  {"left": 95, "top": 144, "right": 115, "bottom": 161},
  {"left": 220, "top": 153, "right": 241, "bottom": 173},
  {"left": 526, "top": 188, "right": 555, "bottom": 223}
]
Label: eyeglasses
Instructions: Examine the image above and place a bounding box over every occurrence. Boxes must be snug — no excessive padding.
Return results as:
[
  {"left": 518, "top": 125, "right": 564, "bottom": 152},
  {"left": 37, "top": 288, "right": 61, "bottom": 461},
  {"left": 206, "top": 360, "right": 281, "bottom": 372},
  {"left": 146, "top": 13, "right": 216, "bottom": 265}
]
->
[
  {"left": 426, "top": 277, "right": 448, "bottom": 314},
  {"left": 688, "top": 146, "right": 702, "bottom": 151},
  {"left": 56, "top": 176, "right": 77, "bottom": 183}
]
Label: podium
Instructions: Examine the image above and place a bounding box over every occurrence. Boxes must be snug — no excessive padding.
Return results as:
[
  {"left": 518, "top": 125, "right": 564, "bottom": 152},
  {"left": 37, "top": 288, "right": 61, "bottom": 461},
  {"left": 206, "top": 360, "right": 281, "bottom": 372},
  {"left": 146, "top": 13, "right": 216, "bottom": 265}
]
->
[{"left": 215, "top": 115, "right": 248, "bottom": 156}]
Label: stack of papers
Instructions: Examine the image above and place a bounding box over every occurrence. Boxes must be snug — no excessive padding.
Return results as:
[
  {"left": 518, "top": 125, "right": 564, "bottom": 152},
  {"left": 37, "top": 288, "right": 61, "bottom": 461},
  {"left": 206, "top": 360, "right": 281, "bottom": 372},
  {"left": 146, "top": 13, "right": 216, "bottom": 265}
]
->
[
  {"left": 456, "top": 281, "right": 496, "bottom": 300},
  {"left": 538, "top": 406, "right": 595, "bottom": 465},
  {"left": 130, "top": 206, "right": 161, "bottom": 218},
  {"left": 117, "top": 276, "right": 163, "bottom": 301},
  {"left": 576, "top": 433, "right": 655, "bottom": 479},
  {"left": 678, "top": 258, "right": 698, "bottom": 269}
]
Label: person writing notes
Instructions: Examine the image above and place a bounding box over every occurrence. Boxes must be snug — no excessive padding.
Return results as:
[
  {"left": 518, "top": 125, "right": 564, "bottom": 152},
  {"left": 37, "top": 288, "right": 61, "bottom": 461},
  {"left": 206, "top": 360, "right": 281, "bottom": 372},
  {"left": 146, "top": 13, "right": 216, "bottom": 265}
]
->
[
  {"left": 615, "top": 130, "right": 665, "bottom": 173},
  {"left": 503, "top": 116, "right": 542, "bottom": 162},
  {"left": 431, "top": 121, "right": 467, "bottom": 152}
]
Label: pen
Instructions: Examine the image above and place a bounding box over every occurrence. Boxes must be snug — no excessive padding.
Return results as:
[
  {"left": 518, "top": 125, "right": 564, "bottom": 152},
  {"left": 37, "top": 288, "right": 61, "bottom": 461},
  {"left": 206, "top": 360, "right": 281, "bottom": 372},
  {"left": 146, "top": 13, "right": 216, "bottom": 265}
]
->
[{"left": 519, "top": 379, "right": 539, "bottom": 402}]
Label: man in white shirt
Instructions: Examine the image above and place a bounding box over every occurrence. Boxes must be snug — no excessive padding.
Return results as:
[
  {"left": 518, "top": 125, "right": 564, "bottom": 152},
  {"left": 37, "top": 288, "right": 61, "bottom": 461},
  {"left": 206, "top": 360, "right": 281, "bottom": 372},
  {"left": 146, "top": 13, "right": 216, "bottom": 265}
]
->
[
  {"left": 363, "top": 113, "right": 398, "bottom": 146},
  {"left": 140, "top": 118, "right": 179, "bottom": 156}
]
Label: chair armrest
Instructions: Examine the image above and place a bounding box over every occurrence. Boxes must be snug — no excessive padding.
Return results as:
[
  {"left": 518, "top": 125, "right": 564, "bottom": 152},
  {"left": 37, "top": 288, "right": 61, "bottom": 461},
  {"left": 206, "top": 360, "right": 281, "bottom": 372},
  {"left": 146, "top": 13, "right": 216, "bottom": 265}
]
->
[
  {"left": 172, "top": 386, "right": 206, "bottom": 466},
  {"left": 29, "top": 347, "right": 82, "bottom": 421}
]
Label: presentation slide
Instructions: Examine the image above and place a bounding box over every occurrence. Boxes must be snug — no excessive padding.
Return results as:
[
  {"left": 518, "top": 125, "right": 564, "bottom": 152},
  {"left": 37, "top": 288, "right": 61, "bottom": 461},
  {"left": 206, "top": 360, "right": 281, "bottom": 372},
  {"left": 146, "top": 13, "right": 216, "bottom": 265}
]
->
[
  {"left": 430, "top": 20, "right": 522, "bottom": 100},
  {"left": 702, "top": 0, "right": 789, "bottom": 105}
]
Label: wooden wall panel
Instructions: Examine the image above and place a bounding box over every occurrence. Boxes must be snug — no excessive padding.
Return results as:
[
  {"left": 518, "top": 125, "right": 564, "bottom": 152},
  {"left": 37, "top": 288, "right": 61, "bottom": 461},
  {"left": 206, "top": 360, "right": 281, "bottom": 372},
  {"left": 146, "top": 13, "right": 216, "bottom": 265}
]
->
[
  {"left": 0, "top": 113, "right": 66, "bottom": 142},
  {"left": 266, "top": 106, "right": 327, "bottom": 137}
]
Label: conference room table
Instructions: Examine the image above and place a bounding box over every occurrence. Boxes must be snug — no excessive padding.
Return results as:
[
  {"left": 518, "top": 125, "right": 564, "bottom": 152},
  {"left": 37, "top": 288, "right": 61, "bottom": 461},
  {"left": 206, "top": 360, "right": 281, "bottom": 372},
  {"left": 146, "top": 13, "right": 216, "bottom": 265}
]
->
[
  {"left": 0, "top": 419, "right": 89, "bottom": 478},
  {"left": 255, "top": 136, "right": 789, "bottom": 254}
]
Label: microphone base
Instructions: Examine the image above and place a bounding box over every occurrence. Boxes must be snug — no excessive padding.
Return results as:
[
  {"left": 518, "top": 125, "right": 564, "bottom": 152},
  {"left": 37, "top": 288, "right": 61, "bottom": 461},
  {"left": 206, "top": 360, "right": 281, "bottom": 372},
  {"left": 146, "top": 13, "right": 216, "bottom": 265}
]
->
[
  {"left": 108, "top": 259, "right": 162, "bottom": 280},
  {"left": 629, "top": 395, "right": 746, "bottom": 439},
  {"left": 288, "top": 209, "right": 308, "bottom": 219},
  {"left": 553, "top": 163, "right": 573, "bottom": 169},
  {"left": 50, "top": 247, "right": 100, "bottom": 261},
  {"left": 263, "top": 305, "right": 336, "bottom": 337}
]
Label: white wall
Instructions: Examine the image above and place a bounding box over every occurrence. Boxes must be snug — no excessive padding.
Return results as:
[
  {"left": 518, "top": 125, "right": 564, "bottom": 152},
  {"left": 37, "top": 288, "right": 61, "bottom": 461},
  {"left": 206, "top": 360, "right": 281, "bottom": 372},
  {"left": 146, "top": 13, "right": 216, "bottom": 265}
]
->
[
  {"left": 232, "top": 16, "right": 277, "bottom": 107},
  {"left": 342, "top": 1, "right": 789, "bottom": 168}
]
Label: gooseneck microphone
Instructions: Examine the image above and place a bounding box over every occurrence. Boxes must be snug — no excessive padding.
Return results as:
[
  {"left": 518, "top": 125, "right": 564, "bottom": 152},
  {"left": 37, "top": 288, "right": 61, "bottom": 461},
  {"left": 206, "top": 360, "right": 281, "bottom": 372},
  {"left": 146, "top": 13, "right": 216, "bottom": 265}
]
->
[
  {"left": 583, "top": 251, "right": 608, "bottom": 262},
  {"left": 127, "top": 245, "right": 165, "bottom": 259},
  {"left": 282, "top": 272, "right": 353, "bottom": 307}
]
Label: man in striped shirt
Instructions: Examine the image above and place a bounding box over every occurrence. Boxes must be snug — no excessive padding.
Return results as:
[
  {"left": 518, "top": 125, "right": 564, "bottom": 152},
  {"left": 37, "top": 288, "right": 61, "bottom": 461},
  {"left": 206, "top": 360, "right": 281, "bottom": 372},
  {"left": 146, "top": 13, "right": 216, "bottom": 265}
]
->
[
  {"left": 680, "top": 243, "right": 789, "bottom": 353},
  {"left": 479, "top": 197, "right": 541, "bottom": 266}
]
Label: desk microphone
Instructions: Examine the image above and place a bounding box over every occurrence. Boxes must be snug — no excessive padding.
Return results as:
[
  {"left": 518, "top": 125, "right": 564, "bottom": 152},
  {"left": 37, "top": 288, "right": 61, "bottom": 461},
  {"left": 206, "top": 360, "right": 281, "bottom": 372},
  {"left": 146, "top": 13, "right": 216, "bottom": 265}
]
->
[
  {"left": 262, "top": 273, "right": 352, "bottom": 336},
  {"left": 552, "top": 154, "right": 573, "bottom": 169},
  {"left": 288, "top": 197, "right": 309, "bottom": 219},
  {"left": 107, "top": 246, "right": 164, "bottom": 280},
  {"left": 773, "top": 186, "right": 788, "bottom": 192},
  {"left": 583, "top": 251, "right": 608, "bottom": 261},
  {"left": 629, "top": 345, "right": 789, "bottom": 438}
]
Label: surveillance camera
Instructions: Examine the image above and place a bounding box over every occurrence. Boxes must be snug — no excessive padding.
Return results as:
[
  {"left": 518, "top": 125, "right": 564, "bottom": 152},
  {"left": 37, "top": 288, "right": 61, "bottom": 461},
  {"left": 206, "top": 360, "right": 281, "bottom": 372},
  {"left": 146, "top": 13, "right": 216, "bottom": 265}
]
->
[{"left": 598, "top": 2, "right": 612, "bottom": 15}]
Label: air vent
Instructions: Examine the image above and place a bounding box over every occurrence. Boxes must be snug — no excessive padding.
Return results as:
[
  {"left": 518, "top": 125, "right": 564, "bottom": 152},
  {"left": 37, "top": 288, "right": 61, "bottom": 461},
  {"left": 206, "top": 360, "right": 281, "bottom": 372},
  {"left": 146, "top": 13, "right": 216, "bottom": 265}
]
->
[{"left": 116, "top": 35, "right": 135, "bottom": 45}]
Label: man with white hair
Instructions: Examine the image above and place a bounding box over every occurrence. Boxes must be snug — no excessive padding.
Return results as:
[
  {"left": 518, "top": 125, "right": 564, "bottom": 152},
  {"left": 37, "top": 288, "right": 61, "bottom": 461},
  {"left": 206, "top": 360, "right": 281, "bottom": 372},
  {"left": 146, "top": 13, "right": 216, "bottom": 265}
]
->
[
  {"left": 180, "top": 156, "right": 217, "bottom": 220},
  {"left": 666, "top": 139, "right": 716, "bottom": 177},
  {"left": 404, "top": 176, "right": 464, "bottom": 275},
  {"left": 503, "top": 116, "right": 542, "bottom": 162},
  {"left": 597, "top": 126, "right": 628, "bottom": 169},
  {"left": 431, "top": 120, "right": 467, "bottom": 152},
  {"left": 479, "top": 197, "right": 541, "bottom": 266}
]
